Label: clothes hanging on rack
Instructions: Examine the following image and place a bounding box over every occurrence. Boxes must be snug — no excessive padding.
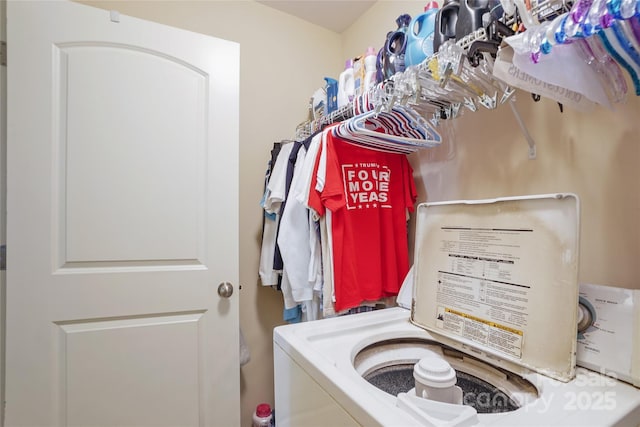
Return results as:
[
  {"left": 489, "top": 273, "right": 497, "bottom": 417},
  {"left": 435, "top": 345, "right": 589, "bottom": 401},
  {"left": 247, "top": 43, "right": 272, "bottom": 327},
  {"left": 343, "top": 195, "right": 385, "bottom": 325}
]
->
[
  {"left": 298, "top": 126, "right": 408, "bottom": 315},
  {"left": 278, "top": 133, "right": 323, "bottom": 307},
  {"left": 259, "top": 116, "right": 418, "bottom": 320},
  {"left": 258, "top": 142, "right": 283, "bottom": 287},
  {"left": 259, "top": 142, "right": 293, "bottom": 288},
  {"left": 308, "top": 127, "right": 417, "bottom": 312}
]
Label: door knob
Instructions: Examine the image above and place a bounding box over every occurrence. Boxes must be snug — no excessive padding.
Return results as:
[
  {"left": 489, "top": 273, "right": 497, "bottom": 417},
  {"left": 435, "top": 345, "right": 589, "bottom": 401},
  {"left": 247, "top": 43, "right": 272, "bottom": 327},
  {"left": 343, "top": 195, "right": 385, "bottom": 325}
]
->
[{"left": 217, "top": 282, "right": 234, "bottom": 298}]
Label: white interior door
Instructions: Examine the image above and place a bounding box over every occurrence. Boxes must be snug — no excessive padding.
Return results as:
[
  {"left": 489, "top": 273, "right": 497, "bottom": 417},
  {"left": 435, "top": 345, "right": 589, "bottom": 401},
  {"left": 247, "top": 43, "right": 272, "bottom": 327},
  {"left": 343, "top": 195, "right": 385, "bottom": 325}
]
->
[{"left": 6, "top": 1, "right": 239, "bottom": 425}]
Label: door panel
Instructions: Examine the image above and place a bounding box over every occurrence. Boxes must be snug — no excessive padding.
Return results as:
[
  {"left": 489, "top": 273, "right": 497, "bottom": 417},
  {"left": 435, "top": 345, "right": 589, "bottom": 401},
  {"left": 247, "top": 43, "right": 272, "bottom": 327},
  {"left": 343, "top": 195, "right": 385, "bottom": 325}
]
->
[
  {"left": 6, "top": 1, "right": 239, "bottom": 425},
  {"left": 59, "top": 43, "right": 206, "bottom": 266},
  {"left": 60, "top": 312, "right": 202, "bottom": 425}
]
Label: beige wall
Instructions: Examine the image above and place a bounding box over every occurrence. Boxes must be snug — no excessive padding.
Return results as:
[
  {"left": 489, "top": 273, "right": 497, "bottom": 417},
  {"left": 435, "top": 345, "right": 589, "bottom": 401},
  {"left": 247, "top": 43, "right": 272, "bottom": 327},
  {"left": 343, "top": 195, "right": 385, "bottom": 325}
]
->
[
  {"left": 344, "top": 0, "right": 640, "bottom": 289},
  {"left": 77, "top": 1, "right": 342, "bottom": 425},
  {"left": 73, "top": 1, "right": 640, "bottom": 425}
]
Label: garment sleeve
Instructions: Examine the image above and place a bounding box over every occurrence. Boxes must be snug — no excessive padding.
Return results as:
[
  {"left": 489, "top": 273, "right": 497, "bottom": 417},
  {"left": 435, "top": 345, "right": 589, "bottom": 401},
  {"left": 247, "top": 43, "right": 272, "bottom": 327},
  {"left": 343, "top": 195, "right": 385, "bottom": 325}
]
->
[
  {"left": 293, "top": 133, "right": 322, "bottom": 208},
  {"left": 307, "top": 138, "right": 325, "bottom": 218},
  {"left": 319, "top": 133, "right": 346, "bottom": 212},
  {"left": 315, "top": 130, "right": 329, "bottom": 192},
  {"left": 264, "top": 143, "right": 293, "bottom": 214}
]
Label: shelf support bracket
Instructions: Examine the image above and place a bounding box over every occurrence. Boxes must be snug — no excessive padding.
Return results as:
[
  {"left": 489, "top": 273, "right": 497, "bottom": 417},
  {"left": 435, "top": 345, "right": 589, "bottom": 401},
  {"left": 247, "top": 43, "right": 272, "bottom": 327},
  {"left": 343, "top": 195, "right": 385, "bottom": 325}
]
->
[{"left": 509, "top": 99, "right": 536, "bottom": 159}]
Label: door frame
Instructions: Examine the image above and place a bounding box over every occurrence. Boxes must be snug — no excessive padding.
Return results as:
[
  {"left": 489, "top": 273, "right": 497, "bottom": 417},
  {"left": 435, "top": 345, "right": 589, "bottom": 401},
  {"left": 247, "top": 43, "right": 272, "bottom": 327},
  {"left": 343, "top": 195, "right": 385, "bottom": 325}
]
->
[{"left": 1, "top": 0, "right": 7, "bottom": 425}]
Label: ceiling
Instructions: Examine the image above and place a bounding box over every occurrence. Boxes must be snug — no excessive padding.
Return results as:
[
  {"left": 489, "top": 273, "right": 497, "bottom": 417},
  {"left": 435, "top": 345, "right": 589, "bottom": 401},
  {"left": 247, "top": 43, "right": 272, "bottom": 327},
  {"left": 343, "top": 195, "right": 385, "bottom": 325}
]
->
[{"left": 256, "top": 0, "right": 376, "bottom": 33}]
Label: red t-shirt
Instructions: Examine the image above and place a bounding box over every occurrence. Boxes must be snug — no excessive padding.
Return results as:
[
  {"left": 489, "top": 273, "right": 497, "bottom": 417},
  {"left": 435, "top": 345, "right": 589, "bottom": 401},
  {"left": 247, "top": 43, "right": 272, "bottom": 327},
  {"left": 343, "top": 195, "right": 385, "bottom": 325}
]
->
[{"left": 309, "top": 129, "right": 417, "bottom": 311}]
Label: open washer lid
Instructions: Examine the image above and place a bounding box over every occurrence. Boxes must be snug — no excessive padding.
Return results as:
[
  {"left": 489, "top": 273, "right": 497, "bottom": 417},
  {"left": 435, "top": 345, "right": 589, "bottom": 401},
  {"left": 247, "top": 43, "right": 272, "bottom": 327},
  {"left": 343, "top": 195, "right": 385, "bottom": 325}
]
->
[{"left": 411, "top": 193, "right": 580, "bottom": 382}]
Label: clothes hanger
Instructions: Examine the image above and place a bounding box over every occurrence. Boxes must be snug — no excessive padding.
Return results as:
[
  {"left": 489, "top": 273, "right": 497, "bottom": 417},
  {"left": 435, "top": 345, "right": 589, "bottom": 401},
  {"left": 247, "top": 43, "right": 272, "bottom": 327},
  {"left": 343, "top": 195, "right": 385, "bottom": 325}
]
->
[
  {"left": 348, "top": 108, "right": 428, "bottom": 143},
  {"left": 332, "top": 103, "right": 442, "bottom": 154},
  {"left": 575, "top": 36, "right": 628, "bottom": 103},
  {"left": 394, "top": 65, "right": 455, "bottom": 118},
  {"left": 334, "top": 117, "right": 420, "bottom": 154},
  {"left": 330, "top": 83, "right": 434, "bottom": 154},
  {"left": 500, "top": 0, "right": 637, "bottom": 100},
  {"left": 436, "top": 40, "right": 505, "bottom": 110},
  {"left": 599, "top": 23, "right": 640, "bottom": 94},
  {"left": 576, "top": 0, "right": 640, "bottom": 94}
]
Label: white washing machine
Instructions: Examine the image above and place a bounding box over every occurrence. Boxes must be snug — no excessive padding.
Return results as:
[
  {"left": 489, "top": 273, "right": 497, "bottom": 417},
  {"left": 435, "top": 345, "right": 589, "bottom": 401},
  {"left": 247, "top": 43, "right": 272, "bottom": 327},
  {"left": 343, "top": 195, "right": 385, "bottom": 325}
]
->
[{"left": 274, "top": 194, "right": 640, "bottom": 426}]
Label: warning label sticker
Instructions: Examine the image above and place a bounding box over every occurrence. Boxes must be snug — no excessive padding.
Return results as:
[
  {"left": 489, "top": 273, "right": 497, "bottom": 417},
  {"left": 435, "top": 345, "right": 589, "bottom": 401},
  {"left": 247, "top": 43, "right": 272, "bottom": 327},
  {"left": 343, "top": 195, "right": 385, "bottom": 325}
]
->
[{"left": 436, "top": 306, "right": 524, "bottom": 358}]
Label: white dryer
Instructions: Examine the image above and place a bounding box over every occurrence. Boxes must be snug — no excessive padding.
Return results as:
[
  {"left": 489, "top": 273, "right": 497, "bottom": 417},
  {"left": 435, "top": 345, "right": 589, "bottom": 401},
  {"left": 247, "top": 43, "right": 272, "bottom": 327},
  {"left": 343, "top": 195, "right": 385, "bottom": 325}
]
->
[{"left": 274, "top": 194, "right": 640, "bottom": 426}]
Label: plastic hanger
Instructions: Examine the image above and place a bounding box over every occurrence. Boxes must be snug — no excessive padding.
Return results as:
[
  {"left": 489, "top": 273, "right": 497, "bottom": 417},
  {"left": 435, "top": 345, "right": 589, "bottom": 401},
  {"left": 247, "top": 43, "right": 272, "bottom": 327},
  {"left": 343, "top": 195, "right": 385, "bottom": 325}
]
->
[
  {"left": 333, "top": 104, "right": 442, "bottom": 154},
  {"left": 575, "top": 36, "right": 628, "bottom": 103},
  {"left": 438, "top": 40, "right": 504, "bottom": 109},
  {"left": 599, "top": 25, "right": 640, "bottom": 94},
  {"left": 333, "top": 81, "right": 442, "bottom": 153}
]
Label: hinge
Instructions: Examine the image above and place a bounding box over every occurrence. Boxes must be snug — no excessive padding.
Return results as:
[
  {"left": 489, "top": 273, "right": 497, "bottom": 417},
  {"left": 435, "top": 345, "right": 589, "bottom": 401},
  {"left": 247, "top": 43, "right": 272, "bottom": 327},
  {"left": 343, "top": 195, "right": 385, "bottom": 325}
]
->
[
  {"left": 0, "top": 244, "right": 5, "bottom": 270},
  {"left": 1, "top": 41, "right": 6, "bottom": 66}
]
